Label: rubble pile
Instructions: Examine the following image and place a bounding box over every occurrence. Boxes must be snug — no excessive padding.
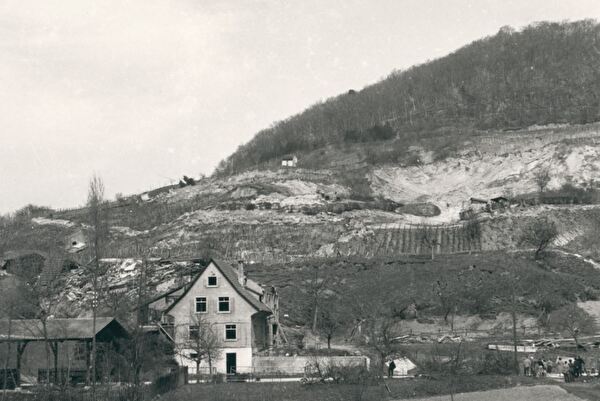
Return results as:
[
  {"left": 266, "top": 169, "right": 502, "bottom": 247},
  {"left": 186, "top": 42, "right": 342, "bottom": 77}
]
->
[{"left": 57, "top": 258, "right": 201, "bottom": 317}]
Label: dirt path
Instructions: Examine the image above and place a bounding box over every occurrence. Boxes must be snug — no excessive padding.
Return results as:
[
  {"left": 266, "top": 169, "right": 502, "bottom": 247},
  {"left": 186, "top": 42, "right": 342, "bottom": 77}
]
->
[{"left": 402, "top": 385, "right": 584, "bottom": 401}]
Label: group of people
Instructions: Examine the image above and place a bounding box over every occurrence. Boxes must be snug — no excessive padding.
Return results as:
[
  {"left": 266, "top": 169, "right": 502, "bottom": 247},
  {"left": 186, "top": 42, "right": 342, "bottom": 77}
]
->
[
  {"left": 557, "top": 356, "right": 586, "bottom": 382},
  {"left": 523, "top": 355, "right": 586, "bottom": 381}
]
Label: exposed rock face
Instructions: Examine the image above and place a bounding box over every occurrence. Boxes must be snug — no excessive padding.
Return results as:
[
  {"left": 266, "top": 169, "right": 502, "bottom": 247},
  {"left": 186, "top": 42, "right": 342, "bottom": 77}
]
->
[{"left": 5, "top": 125, "right": 600, "bottom": 269}]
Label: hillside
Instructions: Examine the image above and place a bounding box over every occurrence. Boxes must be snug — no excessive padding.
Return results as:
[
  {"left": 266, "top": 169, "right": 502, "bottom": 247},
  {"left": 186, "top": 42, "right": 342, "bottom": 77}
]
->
[
  {"left": 3, "top": 21, "right": 600, "bottom": 336},
  {"left": 217, "top": 20, "right": 600, "bottom": 174}
]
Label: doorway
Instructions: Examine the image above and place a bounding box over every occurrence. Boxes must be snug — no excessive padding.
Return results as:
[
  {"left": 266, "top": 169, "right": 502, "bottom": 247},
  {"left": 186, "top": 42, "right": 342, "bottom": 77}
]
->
[{"left": 226, "top": 353, "right": 236, "bottom": 374}]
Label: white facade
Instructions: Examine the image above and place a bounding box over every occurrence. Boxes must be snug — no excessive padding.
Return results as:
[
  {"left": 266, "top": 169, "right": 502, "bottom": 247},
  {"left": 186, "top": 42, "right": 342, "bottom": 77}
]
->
[
  {"left": 153, "top": 260, "right": 273, "bottom": 374},
  {"left": 281, "top": 156, "right": 298, "bottom": 167}
]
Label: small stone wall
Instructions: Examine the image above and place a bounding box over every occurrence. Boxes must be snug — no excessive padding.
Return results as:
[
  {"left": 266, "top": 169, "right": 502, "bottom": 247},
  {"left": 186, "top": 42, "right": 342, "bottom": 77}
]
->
[{"left": 253, "top": 355, "right": 369, "bottom": 375}]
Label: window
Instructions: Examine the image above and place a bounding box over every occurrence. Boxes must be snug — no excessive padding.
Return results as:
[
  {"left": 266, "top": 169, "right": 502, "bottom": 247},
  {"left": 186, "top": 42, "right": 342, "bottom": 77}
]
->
[
  {"left": 195, "top": 297, "right": 207, "bottom": 313},
  {"left": 207, "top": 276, "right": 218, "bottom": 287},
  {"left": 218, "top": 297, "right": 230, "bottom": 312},
  {"left": 189, "top": 325, "right": 199, "bottom": 340},
  {"left": 225, "top": 324, "right": 237, "bottom": 340}
]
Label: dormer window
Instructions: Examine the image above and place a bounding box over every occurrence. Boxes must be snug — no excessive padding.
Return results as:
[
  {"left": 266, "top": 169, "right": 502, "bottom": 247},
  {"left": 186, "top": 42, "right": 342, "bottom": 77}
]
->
[{"left": 207, "top": 276, "right": 218, "bottom": 287}]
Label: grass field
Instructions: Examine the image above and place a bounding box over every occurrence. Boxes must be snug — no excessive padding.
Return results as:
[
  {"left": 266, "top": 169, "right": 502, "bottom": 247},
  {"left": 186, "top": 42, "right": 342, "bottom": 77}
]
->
[
  {"left": 410, "top": 385, "right": 584, "bottom": 401},
  {"left": 560, "top": 383, "right": 600, "bottom": 401},
  {"left": 160, "top": 376, "right": 548, "bottom": 401}
]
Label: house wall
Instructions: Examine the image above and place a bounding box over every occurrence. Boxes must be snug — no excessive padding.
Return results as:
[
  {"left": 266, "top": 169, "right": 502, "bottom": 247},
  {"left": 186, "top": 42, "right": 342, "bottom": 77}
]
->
[
  {"left": 0, "top": 341, "right": 87, "bottom": 380},
  {"left": 178, "top": 347, "right": 253, "bottom": 374},
  {"left": 167, "top": 261, "right": 266, "bottom": 373},
  {"left": 251, "top": 314, "right": 268, "bottom": 349}
]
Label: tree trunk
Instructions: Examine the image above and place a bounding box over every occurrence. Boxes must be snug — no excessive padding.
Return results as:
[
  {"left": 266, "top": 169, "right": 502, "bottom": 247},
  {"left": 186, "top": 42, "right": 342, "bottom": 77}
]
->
[
  {"left": 511, "top": 292, "right": 519, "bottom": 375},
  {"left": 16, "top": 342, "right": 27, "bottom": 388},
  {"left": 52, "top": 342, "right": 59, "bottom": 385},
  {"left": 92, "top": 271, "right": 98, "bottom": 399}
]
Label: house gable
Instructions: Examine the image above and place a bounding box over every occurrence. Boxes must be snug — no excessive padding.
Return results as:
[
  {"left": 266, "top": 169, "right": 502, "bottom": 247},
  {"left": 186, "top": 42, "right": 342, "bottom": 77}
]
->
[{"left": 163, "top": 259, "right": 270, "bottom": 317}]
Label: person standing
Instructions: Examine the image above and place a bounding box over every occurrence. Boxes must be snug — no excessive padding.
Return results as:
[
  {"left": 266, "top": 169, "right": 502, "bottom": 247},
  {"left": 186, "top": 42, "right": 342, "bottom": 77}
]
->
[
  {"left": 388, "top": 359, "right": 396, "bottom": 378},
  {"left": 523, "top": 356, "right": 532, "bottom": 376}
]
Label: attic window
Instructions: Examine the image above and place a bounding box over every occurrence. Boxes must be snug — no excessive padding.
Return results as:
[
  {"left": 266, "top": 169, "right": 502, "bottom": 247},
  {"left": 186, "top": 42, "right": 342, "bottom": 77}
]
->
[{"left": 207, "top": 276, "right": 218, "bottom": 287}]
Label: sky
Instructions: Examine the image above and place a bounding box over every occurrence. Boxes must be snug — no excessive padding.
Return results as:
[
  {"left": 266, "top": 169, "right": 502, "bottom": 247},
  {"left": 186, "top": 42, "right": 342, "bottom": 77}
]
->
[{"left": 1, "top": 0, "right": 600, "bottom": 213}]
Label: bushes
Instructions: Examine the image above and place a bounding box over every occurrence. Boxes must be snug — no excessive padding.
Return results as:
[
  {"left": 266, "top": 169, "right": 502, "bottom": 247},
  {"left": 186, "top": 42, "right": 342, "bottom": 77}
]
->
[{"left": 476, "top": 352, "right": 515, "bottom": 375}]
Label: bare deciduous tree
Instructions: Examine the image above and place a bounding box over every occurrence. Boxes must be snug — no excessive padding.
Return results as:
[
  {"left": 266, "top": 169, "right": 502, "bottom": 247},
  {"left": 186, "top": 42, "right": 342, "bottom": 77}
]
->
[
  {"left": 179, "top": 313, "right": 222, "bottom": 377},
  {"left": 307, "top": 265, "right": 333, "bottom": 333},
  {"left": 418, "top": 226, "right": 440, "bottom": 260},
  {"left": 534, "top": 167, "right": 551, "bottom": 193},
  {"left": 520, "top": 217, "right": 558, "bottom": 259},
  {"left": 86, "top": 174, "right": 109, "bottom": 395},
  {"left": 433, "top": 278, "right": 459, "bottom": 331},
  {"left": 318, "top": 302, "right": 342, "bottom": 350},
  {"left": 549, "top": 304, "right": 597, "bottom": 348}
]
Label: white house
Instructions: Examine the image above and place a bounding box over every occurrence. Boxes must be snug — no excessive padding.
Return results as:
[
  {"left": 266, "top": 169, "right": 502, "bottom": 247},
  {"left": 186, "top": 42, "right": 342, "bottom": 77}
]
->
[
  {"left": 281, "top": 155, "right": 298, "bottom": 167},
  {"left": 145, "top": 259, "right": 280, "bottom": 375}
]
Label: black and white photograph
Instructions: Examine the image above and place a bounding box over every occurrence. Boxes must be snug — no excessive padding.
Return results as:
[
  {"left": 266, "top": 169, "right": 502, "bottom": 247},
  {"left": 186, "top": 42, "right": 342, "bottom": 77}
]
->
[{"left": 2, "top": 1, "right": 600, "bottom": 400}]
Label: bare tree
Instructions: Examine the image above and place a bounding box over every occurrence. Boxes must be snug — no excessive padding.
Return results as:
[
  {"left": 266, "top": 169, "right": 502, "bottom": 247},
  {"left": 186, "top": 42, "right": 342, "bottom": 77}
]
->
[
  {"left": 86, "top": 174, "right": 109, "bottom": 395},
  {"left": 307, "top": 265, "right": 332, "bottom": 333},
  {"left": 179, "top": 313, "right": 222, "bottom": 377},
  {"left": 318, "top": 302, "right": 342, "bottom": 350},
  {"left": 534, "top": 167, "right": 551, "bottom": 193},
  {"left": 520, "top": 217, "right": 558, "bottom": 259},
  {"left": 347, "top": 280, "right": 405, "bottom": 376},
  {"left": 18, "top": 252, "right": 65, "bottom": 387},
  {"left": 418, "top": 226, "right": 440, "bottom": 260},
  {"left": 549, "top": 304, "right": 597, "bottom": 348},
  {"left": 433, "top": 278, "right": 459, "bottom": 331}
]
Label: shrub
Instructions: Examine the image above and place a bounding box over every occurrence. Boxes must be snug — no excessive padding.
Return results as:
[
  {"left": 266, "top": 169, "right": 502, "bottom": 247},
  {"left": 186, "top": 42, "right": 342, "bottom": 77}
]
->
[{"left": 476, "top": 352, "right": 514, "bottom": 375}]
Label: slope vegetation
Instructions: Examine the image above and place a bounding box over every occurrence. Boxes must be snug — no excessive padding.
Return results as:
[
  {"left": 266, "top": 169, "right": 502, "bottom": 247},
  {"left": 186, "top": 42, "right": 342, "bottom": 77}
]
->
[{"left": 218, "top": 20, "right": 600, "bottom": 174}]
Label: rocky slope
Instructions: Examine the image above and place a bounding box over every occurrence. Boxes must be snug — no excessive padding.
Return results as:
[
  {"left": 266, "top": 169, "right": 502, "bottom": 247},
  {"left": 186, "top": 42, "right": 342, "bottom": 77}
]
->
[
  {"left": 3, "top": 124, "right": 600, "bottom": 323},
  {"left": 3, "top": 123, "right": 599, "bottom": 266}
]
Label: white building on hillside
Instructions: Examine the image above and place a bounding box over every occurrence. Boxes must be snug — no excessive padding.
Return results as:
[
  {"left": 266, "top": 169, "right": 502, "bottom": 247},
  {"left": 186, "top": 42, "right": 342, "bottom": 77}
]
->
[
  {"left": 144, "top": 259, "right": 281, "bottom": 374},
  {"left": 281, "top": 155, "right": 298, "bottom": 167}
]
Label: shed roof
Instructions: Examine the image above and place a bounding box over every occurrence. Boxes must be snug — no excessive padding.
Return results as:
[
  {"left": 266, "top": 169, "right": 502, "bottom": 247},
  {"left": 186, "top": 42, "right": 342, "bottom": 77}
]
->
[{"left": 0, "top": 317, "right": 129, "bottom": 342}]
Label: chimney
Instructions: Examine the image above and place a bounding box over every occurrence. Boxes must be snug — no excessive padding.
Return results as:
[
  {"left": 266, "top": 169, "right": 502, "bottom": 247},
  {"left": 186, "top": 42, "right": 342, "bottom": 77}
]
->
[{"left": 237, "top": 260, "right": 246, "bottom": 286}]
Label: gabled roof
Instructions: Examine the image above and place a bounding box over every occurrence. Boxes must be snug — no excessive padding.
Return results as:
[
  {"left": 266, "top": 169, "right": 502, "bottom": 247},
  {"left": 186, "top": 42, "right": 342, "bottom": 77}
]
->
[
  {"left": 163, "top": 259, "right": 271, "bottom": 315},
  {"left": 141, "top": 275, "right": 203, "bottom": 310},
  {"left": 0, "top": 317, "right": 129, "bottom": 342}
]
